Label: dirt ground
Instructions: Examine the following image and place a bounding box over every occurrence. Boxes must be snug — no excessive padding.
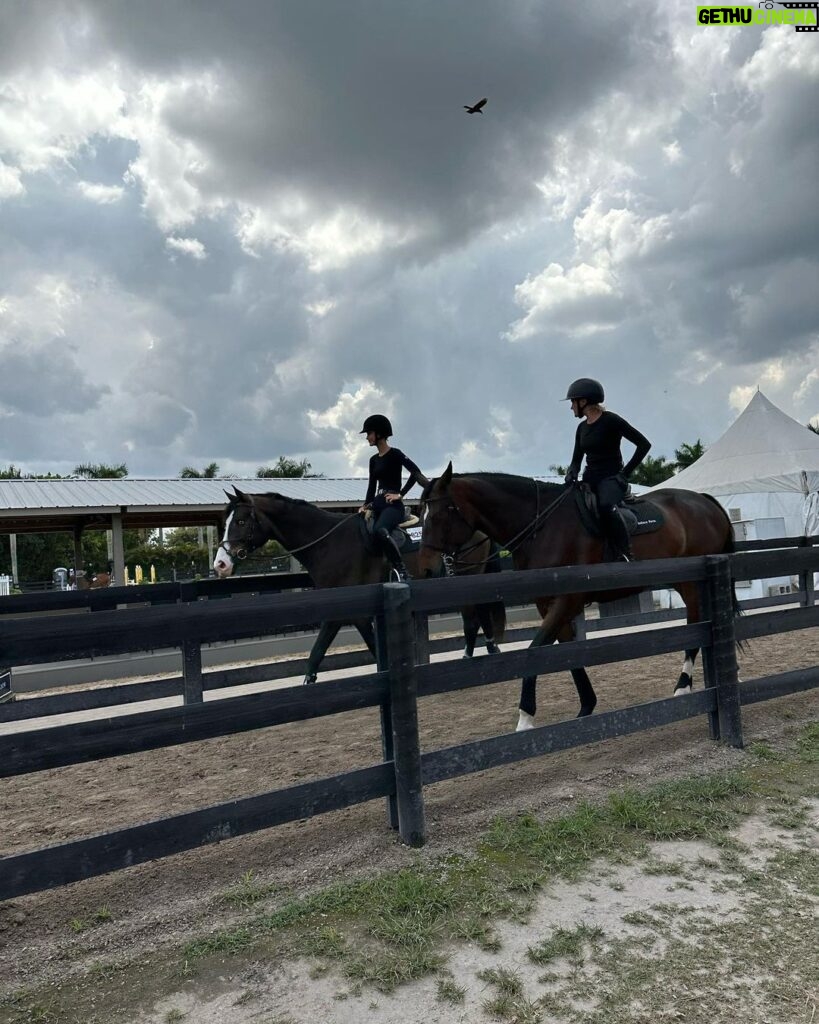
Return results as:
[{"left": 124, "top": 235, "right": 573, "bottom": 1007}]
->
[{"left": 1, "top": 626, "right": 818, "bottom": 1014}]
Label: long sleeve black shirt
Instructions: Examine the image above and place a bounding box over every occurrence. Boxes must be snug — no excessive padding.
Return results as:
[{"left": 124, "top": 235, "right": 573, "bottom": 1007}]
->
[
  {"left": 568, "top": 411, "right": 651, "bottom": 484},
  {"left": 365, "top": 447, "right": 423, "bottom": 502}
]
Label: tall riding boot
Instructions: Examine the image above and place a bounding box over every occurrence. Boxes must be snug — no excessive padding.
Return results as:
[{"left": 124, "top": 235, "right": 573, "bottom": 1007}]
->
[
  {"left": 376, "top": 528, "right": 411, "bottom": 581},
  {"left": 605, "top": 508, "right": 633, "bottom": 562}
]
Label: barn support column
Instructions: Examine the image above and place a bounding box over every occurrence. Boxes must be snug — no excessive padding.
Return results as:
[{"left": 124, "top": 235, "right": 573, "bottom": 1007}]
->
[
  {"left": 9, "top": 533, "right": 18, "bottom": 587},
  {"left": 73, "top": 526, "right": 84, "bottom": 584},
  {"left": 110, "top": 511, "right": 125, "bottom": 586}
]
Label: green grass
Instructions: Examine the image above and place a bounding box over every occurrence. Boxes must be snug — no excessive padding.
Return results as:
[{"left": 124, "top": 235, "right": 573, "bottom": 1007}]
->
[
  {"left": 221, "top": 870, "right": 282, "bottom": 909},
  {"left": 436, "top": 974, "right": 466, "bottom": 1004},
  {"left": 527, "top": 923, "right": 604, "bottom": 966}
]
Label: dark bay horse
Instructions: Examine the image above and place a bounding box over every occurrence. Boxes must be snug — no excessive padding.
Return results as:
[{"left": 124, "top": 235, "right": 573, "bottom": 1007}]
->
[
  {"left": 213, "top": 487, "right": 506, "bottom": 683},
  {"left": 419, "top": 465, "right": 737, "bottom": 731}
]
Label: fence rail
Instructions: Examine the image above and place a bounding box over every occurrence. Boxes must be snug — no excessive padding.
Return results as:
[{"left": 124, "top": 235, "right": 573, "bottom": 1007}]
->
[{"left": 1, "top": 542, "right": 818, "bottom": 903}]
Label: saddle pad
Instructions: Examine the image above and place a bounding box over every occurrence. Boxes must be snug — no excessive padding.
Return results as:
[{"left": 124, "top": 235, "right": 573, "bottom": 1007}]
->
[{"left": 574, "top": 487, "right": 665, "bottom": 538}]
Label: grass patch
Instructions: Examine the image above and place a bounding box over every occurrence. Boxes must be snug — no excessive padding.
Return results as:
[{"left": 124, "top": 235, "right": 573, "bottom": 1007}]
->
[
  {"left": 221, "top": 870, "right": 282, "bottom": 909},
  {"left": 479, "top": 968, "right": 542, "bottom": 1023},
  {"left": 527, "top": 923, "right": 604, "bottom": 966},
  {"left": 436, "top": 974, "right": 466, "bottom": 1004}
]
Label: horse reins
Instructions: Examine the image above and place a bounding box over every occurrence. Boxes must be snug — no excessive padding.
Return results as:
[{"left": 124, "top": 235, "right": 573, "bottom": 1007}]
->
[
  {"left": 423, "top": 483, "right": 574, "bottom": 568},
  {"left": 224, "top": 505, "right": 357, "bottom": 560}
]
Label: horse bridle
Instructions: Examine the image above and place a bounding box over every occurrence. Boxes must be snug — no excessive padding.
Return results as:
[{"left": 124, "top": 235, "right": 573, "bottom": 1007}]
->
[
  {"left": 223, "top": 502, "right": 356, "bottom": 562},
  {"left": 222, "top": 504, "right": 264, "bottom": 561},
  {"left": 422, "top": 483, "right": 574, "bottom": 567}
]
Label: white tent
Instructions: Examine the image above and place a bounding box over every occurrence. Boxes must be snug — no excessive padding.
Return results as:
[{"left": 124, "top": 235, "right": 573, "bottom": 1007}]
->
[{"left": 653, "top": 390, "right": 819, "bottom": 600}]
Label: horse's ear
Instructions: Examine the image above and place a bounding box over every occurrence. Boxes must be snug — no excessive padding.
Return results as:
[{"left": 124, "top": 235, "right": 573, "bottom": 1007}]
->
[
  {"left": 441, "top": 461, "right": 453, "bottom": 487},
  {"left": 224, "top": 489, "right": 237, "bottom": 503},
  {"left": 232, "top": 485, "right": 248, "bottom": 502}
]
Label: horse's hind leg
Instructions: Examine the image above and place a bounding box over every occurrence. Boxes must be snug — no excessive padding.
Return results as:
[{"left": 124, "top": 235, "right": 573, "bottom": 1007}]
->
[
  {"left": 676, "top": 649, "right": 699, "bottom": 695},
  {"left": 559, "top": 619, "right": 596, "bottom": 718},
  {"left": 303, "top": 620, "right": 343, "bottom": 685},
  {"left": 674, "top": 582, "right": 701, "bottom": 695}
]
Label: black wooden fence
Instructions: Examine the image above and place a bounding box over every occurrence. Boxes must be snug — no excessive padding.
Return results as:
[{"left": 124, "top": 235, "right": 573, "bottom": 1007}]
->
[{"left": 1, "top": 545, "right": 818, "bottom": 903}]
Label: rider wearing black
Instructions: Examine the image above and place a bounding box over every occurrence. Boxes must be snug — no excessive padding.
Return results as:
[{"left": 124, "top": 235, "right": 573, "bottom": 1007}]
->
[
  {"left": 359, "top": 415, "right": 423, "bottom": 581},
  {"left": 563, "top": 378, "right": 651, "bottom": 561}
]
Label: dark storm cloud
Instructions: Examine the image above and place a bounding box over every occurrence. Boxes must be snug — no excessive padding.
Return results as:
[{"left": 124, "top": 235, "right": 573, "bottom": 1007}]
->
[
  {"left": 0, "top": 341, "right": 108, "bottom": 415},
  {"left": 1, "top": 0, "right": 818, "bottom": 477}
]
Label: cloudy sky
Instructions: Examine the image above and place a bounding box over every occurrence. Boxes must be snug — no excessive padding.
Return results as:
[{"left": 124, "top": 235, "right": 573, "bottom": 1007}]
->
[{"left": 1, "top": 0, "right": 817, "bottom": 480}]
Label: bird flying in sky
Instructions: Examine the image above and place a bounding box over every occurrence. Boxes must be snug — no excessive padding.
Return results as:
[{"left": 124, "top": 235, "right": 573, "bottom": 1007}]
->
[{"left": 464, "top": 98, "right": 487, "bottom": 114}]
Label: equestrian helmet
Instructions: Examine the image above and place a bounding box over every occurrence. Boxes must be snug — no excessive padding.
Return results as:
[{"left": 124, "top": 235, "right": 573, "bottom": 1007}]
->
[
  {"left": 360, "top": 414, "right": 393, "bottom": 438},
  {"left": 565, "top": 378, "right": 605, "bottom": 404}
]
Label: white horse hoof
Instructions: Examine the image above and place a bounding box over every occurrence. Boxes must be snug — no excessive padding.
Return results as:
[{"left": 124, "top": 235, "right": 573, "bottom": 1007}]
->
[
  {"left": 674, "top": 684, "right": 691, "bottom": 696},
  {"left": 516, "top": 711, "right": 536, "bottom": 732}
]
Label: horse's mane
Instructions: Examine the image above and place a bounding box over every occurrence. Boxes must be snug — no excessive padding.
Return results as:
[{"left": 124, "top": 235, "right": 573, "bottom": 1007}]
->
[
  {"left": 237, "top": 492, "right": 347, "bottom": 521},
  {"left": 423, "top": 472, "right": 563, "bottom": 503}
]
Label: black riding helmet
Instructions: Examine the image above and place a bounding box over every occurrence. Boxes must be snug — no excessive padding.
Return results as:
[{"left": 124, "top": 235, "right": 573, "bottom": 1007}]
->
[
  {"left": 565, "top": 378, "right": 605, "bottom": 404},
  {"left": 360, "top": 414, "right": 393, "bottom": 438}
]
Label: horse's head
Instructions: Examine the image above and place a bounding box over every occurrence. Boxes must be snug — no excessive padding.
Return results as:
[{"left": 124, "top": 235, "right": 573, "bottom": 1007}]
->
[
  {"left": 214, "top": 487, "right": 268, "bottom": 578},
  {"left": 419, "top": 462, "right": 478, "bottom": 578}
]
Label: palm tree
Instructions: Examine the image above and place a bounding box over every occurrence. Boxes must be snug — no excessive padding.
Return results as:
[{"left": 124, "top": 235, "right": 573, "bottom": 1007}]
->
[
  {"left": 179, "top": 462, "right": 220, "bottom": 478},
  {"left": 673, "top": 440, "right": 706, "bottom": 470},
  {"left": 73, "top": 463, "right": 128, "bottom": 478},
  {"left": 256, "top": 456, "right": 323, "bottom": 478}
]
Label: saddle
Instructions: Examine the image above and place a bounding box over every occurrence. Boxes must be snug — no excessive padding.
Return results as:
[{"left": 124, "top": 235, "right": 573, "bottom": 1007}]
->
[
  {"left": 574, "top": 484, "right": 665, "bottom": 540},
  {"left": 358, "top": 510, "right": 422, "bottom": 556}
]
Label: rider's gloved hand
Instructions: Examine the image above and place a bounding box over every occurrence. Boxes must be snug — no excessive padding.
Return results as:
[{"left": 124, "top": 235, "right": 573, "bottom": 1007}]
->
[
  {"left": 615, "top": 473, "right": 627, "bottom": 488},
  {"left": 564, "top": 468, "right": 578, "bottom": 485}
]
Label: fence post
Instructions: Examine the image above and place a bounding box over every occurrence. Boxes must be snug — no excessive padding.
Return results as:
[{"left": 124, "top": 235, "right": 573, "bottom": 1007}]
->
[
  {"left": 698, "top": 579, "right": 720, "bottom": 741},
  {"left": 182, "top": 639, "right": 203, "bottom": 704},
  {"left": 704, "top": 555, "right": 744, "bottom": 748},
  {"left": 383, "top": 582, "right": 426, "bottom": 847},
  {"left": 413, "top": 612, "right": 431, "bottom": 665},
  {"left": 374, "top": 612, "right": 399, "bottom": 830},
  {"left": 798, "top": 537, "right": 815, "bottom": 608}
]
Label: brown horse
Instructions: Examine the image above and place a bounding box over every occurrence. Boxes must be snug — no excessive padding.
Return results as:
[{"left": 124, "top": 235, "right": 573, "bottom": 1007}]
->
[
  {"left": 214, "top": 487, "right": 505, "bottom": 683},
  {"left": 73, "top": 570, "right": 112, "bottom": 590},
  {"left": 419, "top": 465, "right": 737, "bottom": 730}
]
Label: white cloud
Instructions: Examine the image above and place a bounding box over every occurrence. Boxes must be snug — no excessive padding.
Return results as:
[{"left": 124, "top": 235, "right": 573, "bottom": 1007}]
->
[
  {"left": 77, "top": 180, "right": 125, "bottom": 204},
  {"left": 506, "top": 262, "right": 623, "bottom": 341},
  {"left": 308, "top": 382, "right": 391, "bottom": 471},
  {"left": 237, "top": 202, "right": 413, "bottom": 272},
  {"left": 123, "top": 73, "right": 227, "bottom": 231},
  {"left": 305, "top": 299, "right": 336, "bottom": 318},
  {"left": 0, "top": 68, "right": 128, "bottom": 173},
  {"left": 0, "top": 160, "right": 24, "bottom": 199},
  {"left": 165, "top": 235, "right": 208, "bottom": 260}
]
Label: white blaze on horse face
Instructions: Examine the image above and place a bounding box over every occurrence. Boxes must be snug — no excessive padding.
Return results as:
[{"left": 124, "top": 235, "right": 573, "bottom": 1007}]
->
[{"left": 213, "top": 511, "right": 235, "bottom": 577}]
